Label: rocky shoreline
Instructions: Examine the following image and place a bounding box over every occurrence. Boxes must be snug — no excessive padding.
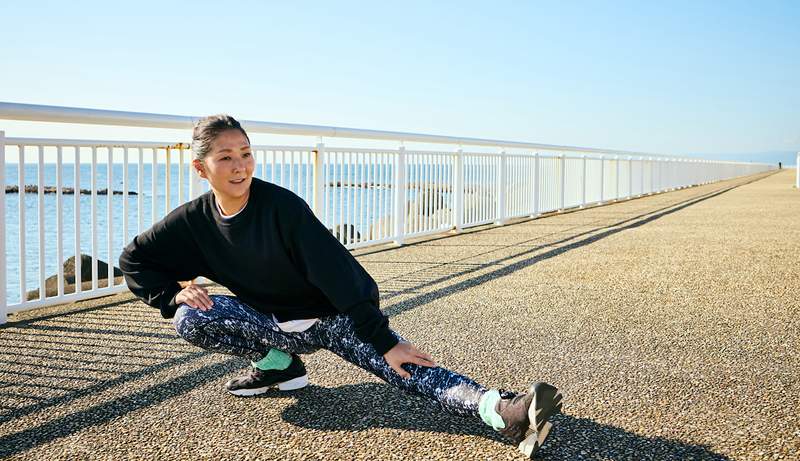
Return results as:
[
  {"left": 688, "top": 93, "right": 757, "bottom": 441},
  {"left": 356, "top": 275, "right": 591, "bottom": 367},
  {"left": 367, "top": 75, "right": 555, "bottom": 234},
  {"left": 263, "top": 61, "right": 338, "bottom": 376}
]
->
[{"left": 5, "top": 185, "right": 137, "bottom": 195}]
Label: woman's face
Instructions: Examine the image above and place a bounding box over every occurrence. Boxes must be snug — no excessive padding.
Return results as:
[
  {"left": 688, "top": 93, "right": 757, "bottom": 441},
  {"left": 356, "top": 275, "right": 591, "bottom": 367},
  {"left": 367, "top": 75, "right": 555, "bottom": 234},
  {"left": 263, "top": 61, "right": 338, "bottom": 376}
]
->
[{"left": 194, "top": 129, "right": 255, "bottom": 204}]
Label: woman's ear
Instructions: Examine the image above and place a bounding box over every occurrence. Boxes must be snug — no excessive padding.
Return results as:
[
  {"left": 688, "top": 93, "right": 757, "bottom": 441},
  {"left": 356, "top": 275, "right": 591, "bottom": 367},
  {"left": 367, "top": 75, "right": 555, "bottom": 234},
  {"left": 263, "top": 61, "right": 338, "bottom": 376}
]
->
[{"left": 192, "top": 158, "right": 207, "bottom": 179}]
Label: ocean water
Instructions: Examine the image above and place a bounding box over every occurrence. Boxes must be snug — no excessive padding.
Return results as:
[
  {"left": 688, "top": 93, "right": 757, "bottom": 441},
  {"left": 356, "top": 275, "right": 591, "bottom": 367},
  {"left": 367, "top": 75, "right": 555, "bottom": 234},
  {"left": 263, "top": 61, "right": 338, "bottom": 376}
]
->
[{"left": 3, "top": 163, "right": 463, "bottom": 305}]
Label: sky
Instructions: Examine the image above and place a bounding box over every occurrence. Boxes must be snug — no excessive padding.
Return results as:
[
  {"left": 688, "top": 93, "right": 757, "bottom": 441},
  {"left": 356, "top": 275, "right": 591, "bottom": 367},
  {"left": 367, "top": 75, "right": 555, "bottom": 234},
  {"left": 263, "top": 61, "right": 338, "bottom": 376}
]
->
[{"left": 1, "top": 1, "right": 798, "bottom": 164}]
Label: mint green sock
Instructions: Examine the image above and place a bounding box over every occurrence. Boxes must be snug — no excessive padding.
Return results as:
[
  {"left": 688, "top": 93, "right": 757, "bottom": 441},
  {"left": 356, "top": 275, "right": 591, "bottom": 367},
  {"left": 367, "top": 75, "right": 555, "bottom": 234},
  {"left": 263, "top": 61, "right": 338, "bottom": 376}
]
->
[
  {"left": 478, "top": 389, "right": 506, "bottom": 430},
  {"left": 251, "top": 349, "right": 292, "bottom": 371}
]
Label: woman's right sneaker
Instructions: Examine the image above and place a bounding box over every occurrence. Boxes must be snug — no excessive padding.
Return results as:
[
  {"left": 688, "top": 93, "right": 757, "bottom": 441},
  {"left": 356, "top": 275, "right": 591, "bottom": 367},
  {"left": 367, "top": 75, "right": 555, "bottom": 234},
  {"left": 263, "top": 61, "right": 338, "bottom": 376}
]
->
[
  {"left": 496, "top": 382, "right": 563, "bottom": 458},
  {"left": 225, "top": 353, "right": 309, "bottom": 396}
]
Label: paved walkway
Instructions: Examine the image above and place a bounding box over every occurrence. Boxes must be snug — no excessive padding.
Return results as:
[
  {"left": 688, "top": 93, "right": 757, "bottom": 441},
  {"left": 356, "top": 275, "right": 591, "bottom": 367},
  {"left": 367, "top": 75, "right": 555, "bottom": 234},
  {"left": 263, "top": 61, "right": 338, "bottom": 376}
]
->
[{"left": 1, "top": 170, "right": 798, "bottom": 460}]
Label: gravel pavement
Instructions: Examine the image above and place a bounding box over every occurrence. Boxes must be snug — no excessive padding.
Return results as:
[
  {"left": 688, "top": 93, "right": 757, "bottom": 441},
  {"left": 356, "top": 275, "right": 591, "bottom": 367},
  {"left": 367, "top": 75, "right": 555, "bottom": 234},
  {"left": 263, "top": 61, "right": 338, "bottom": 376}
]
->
[{"left": 1, "top": 169, "right": 798, "bottom": 460}]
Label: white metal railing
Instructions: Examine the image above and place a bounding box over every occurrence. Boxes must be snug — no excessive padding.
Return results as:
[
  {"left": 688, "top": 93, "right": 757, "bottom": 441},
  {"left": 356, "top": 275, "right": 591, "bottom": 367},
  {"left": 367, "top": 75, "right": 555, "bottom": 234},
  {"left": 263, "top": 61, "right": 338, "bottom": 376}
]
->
[{"left": 0, "top": 102, "right": 777, "bottom": 322}]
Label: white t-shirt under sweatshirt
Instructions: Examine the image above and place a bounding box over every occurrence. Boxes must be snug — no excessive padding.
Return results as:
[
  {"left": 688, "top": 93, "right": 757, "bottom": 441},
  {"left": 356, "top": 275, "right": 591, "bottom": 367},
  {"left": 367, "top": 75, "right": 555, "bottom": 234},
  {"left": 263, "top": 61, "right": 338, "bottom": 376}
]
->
[{"left": 216, "top": 197, "right": 318, "bottom": 333}]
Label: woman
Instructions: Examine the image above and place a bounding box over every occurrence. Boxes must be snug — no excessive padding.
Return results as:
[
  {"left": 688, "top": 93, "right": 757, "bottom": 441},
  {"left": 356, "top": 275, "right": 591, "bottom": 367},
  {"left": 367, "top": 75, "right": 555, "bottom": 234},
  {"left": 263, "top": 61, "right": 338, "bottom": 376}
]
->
[{"left": 119, "top": 114, "right": 562, "bottom": 458}]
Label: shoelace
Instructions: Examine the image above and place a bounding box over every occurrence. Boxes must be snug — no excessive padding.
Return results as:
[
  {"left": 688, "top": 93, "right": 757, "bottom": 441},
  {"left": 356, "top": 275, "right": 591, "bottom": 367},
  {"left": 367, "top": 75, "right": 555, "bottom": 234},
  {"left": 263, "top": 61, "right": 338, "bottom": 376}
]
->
[
  {"left": 498, "top": 389, "right": 518, "bottom": 400},
  {"left": 250, "top": 367, "right": 266, "bottom": 379}
]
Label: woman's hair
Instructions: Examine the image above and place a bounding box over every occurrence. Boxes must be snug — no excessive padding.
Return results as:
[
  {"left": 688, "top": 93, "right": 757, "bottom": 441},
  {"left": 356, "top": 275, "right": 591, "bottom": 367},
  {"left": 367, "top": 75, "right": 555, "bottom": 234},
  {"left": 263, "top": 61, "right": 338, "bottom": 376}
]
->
[{"left": 191, "top": 114, "right": 251, "bottom": 161}]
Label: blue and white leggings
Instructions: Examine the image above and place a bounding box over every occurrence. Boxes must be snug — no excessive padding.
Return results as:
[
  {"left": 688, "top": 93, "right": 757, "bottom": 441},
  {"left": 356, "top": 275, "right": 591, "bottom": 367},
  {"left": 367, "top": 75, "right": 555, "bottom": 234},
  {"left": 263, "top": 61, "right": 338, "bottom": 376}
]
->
[{"left": 173, "top": 295, "right": 487, "bottom": 417}]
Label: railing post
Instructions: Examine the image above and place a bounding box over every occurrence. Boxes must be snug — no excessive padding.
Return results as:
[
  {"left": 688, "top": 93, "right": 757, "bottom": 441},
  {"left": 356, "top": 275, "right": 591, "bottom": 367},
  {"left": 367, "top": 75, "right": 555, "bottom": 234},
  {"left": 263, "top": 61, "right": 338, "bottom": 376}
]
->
[
  {"left": 558, "top": 153, "right": 565, "bottom": 211},
  {"left": 688, "top": 159, "right": 691, "bottom": 187},
  {"left": 667, "top": 158, "right": 672, "bottom": 190},
  {"left": 796, "top": 152, "right": 799, "bottom": 189},
  {"left": 680, "top": 159, "right": 685, "bottom": 188},
  {"left": 674, "top": 158, "right": 677, "bottom": 189},
  {"left": 0, "top": 131, "right": 6, "bottom": 324},
  {"left": 659, "top": 158, "right": 664, "bottom": 191},
  {"left": 680, "top": 159, "right": 684, "bottom": 188},
  {"left": 701, "top": 160, "right": 705, "bottom": 184},
  {"left": 661, "top": 158, "right": 672, "bottom": 192},
  {"left": 393, "top": 146, "right": 407, "bottom": 245},
  {"left": 628, "top": 156, "right": 633, "bottom": 199},
  {"left": 650, "top": 158, "right": 655, "bottom": 194},
  {"left": 312, "top": 142, "right": 325, "bottom": 218},
  {"left": 615, "top": 155, "right": 620, "bottom": 201},
  {"left": 670, "top": 159, "right": 675, "bottom": 190},
  {"left": 698, "top": 160, "right": 702, "bottom": 184},
  {"left": 639, "top": 157, "right": 644, "bottom": 196},
  {"left": 599, "top": 155, "right": 605, "bottom": 204},
  {"left": 496, "top": 149, "right": 507, "bottom": 225},
  {"left": 532, "top": 152, "right": 540, "bottom": 217},
  {"left": 165, "top": 147, "right": 171, "bottom": 212},
  {"left": 454, "top": 148, "right": 464, "bottom": 232},
  {"left": 189, "top": 151, "right": 203, "bottom": 200},
  {"left": 580, "top": 155, "right": 587, "bottom": 208}
]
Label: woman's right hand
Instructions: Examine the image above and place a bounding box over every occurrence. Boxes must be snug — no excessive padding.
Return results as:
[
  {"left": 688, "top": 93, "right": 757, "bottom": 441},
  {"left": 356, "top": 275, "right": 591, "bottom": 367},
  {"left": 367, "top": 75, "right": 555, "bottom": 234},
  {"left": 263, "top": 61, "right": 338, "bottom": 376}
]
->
[{"left": 175, "top": 283, "right": 214, "bottom": 311}]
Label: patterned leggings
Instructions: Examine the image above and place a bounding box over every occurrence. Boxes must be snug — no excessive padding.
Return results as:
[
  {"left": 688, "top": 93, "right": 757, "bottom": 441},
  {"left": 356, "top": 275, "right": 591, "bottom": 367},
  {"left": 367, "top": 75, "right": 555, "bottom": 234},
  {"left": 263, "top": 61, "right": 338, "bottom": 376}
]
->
[{"left": 173, "top": 295, "right": 486, "bottom": 417}]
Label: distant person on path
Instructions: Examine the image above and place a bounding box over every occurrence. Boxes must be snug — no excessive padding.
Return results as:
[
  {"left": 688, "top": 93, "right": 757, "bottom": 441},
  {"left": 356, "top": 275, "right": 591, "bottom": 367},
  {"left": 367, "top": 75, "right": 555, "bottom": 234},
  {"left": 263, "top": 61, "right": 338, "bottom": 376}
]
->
[{"left": 119, "top": 114, "right": 562, "bottom": 458}]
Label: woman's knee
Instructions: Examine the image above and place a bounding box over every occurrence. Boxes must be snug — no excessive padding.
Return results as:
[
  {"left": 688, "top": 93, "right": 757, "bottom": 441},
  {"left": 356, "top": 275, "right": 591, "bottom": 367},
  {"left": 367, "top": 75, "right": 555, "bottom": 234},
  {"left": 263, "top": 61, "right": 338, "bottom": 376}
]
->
[
  {"left": 172, "top": 296, "right": 230, "bottom": 333},
  {"left": 172, "top": 304, "right": 205, "bottom": 342}
]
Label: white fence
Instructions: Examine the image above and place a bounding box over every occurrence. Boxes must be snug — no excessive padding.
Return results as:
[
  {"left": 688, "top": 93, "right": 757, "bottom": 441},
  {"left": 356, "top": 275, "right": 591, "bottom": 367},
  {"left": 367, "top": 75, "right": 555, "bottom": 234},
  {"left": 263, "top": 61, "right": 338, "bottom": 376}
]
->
[{"left": 0, "top": 102, "right": 776, "bottom": 322}]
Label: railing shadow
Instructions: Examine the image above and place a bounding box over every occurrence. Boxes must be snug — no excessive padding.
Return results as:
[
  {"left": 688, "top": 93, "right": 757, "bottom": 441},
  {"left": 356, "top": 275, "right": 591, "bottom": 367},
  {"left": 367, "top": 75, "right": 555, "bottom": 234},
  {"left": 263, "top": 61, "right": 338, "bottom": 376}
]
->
[
  {"left": 380, "top": 176, "right": 762, "bottom": 319},
  {"left": 0, "top": 354, "right": 243, "bottom": 458},
  {"left": 279, "top": 383, "right": 730, "bottom": 460},
  {"left": 0, "top": 275, "right": 236, "bottom": 457},
  {"left": 9, "top": 323, "right": 177, "bottom": 340},
  {"left": 0, "top": 330, "right": 184, "bottom": 350},
  {"left": 0, "top": 350, "right": 213, "bottom": 427},
  {"left": 0, "top": 298, "right": 135, "bottom": 329}
]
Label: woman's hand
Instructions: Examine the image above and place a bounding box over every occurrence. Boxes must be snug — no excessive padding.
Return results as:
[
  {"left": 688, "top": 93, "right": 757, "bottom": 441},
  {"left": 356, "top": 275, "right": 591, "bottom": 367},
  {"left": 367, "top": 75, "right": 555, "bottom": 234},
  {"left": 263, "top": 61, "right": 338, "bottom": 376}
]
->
[
  {"left": 383, "top": 341, "right": 437, "bottom": 379},
  {"left": 175, "top": 283, "right": 214, "bottom": 311}
]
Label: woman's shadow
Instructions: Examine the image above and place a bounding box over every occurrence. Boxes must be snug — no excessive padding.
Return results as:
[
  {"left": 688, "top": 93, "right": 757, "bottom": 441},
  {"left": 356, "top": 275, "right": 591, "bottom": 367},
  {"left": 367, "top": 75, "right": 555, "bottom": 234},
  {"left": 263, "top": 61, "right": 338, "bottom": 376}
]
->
[{"left": 275, "top": 383, "right": 730, "bottom": 460}]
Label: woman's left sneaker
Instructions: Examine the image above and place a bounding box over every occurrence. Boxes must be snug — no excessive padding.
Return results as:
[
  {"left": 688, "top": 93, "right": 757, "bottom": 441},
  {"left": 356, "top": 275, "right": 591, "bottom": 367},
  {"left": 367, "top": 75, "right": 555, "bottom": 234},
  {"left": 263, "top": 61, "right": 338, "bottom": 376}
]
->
[{"left": 496, "top": 382, "right": 563, "bottom": 458}]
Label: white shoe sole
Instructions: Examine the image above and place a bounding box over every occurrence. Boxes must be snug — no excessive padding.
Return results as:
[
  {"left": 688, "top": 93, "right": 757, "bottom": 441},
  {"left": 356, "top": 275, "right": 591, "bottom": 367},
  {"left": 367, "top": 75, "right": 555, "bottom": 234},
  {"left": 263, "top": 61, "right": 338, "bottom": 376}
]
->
[
  {"left": 518, "top": 383, "right": 562, "bottom": 458},
  {"left": 278, "top": 374, "right": 309, "bottom": 391},
  {"left": 227, "top": 374, "right": 309, "bottom": 397}
]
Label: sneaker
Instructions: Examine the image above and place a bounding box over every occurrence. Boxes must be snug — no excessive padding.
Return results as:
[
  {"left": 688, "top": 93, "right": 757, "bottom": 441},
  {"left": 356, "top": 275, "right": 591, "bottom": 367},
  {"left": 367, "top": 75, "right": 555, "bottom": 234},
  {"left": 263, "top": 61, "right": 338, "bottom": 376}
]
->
[
  {"left": 496, "top": 382, "right": 563, "bottom": 458},
  {"left": 225, "top": 353, "right": 309, "bottom": 397}
]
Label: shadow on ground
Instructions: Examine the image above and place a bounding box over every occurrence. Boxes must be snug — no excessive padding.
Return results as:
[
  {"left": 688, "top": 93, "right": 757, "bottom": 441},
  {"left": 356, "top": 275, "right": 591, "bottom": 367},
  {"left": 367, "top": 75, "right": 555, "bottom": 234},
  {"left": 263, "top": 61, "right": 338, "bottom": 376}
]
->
[
  {"left": 0, "top": 351, "right": 241, "bottom": 458},
  {"left": 279, "top": 383, "right": 730, "bottom": 461},
  {"left": 381, "top": 173, "right": 767, "bottom": 319}
]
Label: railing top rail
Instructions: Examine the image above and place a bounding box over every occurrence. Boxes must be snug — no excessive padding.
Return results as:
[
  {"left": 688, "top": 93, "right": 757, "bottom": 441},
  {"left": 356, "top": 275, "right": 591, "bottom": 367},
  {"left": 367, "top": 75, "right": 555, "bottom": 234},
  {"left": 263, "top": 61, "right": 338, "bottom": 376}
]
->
[
  {"left": 4, "top": 137, "right": 187, "bottom": 149},
  {"left": 2, "top": 136, "right": 770, "bottom": 166},
  {"left": 1, "top": 101, "right": 685, "bottom": 160}
]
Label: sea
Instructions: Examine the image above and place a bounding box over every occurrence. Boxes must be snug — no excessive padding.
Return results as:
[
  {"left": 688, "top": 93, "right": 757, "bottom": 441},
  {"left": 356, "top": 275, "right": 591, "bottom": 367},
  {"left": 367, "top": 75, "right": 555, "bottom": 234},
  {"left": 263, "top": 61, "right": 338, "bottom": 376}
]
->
[{"left": 2, "top": 163, "right": 457, "bottom": 305}]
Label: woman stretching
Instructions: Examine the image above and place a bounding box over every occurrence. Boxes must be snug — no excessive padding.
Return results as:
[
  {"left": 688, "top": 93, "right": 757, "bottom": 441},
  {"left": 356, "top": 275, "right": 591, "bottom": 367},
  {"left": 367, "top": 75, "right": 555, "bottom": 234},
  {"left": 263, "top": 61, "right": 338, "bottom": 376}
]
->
[{"left": 119, "top": 114, "right": 562, "bottom": 458}]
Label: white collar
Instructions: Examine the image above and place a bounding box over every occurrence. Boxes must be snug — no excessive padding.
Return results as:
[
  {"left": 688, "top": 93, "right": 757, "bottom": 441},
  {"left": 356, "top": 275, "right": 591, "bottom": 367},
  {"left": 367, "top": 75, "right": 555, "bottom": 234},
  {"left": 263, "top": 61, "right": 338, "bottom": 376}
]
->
[{"left": 216, "top": 198, "right": 248, "bottom": 219}]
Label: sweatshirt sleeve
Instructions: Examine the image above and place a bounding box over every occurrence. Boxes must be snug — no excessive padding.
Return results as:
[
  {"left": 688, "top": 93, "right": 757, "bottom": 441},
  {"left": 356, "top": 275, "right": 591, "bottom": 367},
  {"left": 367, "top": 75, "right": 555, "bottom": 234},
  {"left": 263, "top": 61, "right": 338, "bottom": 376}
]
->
[
  {"left": 118, "top": 208, "right": 198, "bottom": 319},
  {"left": 279, "top": 195, "right": 398, "bottom": 355}
]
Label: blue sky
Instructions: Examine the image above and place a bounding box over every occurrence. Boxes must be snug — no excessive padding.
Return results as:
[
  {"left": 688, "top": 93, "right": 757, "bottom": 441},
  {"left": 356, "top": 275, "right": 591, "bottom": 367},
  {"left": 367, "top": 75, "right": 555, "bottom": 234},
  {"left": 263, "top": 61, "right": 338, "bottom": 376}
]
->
[{"left": 1, "top": 1, "right": 798, "bottom": 163}]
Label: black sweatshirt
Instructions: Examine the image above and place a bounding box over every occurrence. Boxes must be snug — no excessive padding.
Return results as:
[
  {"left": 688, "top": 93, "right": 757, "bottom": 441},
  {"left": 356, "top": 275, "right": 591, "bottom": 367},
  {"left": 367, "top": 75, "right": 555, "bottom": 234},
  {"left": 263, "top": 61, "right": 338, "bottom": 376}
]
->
[{"left": 118, "top": 178, "right": 398, "bottom": 355}]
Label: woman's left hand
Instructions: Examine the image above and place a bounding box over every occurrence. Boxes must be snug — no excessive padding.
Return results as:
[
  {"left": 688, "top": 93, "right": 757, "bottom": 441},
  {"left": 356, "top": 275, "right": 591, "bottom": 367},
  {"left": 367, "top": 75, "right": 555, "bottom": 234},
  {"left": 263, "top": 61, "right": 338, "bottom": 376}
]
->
[{"left": 383, "top": 342, "right": 437, "bottom": 379}]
